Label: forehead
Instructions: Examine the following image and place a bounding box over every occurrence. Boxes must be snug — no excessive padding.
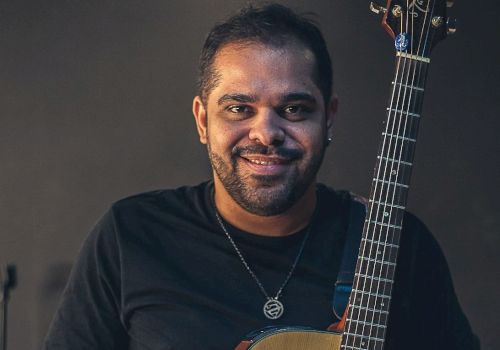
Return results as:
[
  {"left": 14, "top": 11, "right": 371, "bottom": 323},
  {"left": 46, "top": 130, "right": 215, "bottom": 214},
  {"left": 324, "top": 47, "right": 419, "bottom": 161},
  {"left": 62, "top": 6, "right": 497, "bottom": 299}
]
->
[{"left": 208, "top": 41, "right": 320, "bottom": 102}]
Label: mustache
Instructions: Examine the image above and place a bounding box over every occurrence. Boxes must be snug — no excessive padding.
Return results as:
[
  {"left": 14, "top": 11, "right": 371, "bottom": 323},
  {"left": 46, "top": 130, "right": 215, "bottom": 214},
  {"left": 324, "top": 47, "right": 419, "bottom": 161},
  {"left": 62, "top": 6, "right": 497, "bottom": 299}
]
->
[{"left": 232, "top": 144, "right": 302, "bottom": 160}]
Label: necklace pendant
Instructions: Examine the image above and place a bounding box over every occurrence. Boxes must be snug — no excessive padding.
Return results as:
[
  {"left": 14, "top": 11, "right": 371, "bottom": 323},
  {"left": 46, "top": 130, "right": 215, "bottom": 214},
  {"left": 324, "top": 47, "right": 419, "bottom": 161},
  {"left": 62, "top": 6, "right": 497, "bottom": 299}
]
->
[{"left": 263, "top": 298, "right": 284, "bottom": 320}]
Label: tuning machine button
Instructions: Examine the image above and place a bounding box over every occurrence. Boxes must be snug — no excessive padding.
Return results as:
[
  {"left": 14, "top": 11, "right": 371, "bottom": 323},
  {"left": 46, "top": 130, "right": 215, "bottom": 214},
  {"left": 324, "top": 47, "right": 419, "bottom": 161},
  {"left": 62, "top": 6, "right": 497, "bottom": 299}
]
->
[
  {"left": 369, "top": 2, "right": 387, "bottom": 15},
  {"left": 447, "top": 18, "right": 457, "bottom": 34},
  {"left": 446, "top": 1, "right": 455, "bottom": 8},
  {"left": 432, "top": 16, "right": 444, "bottom": 28},
  {"left": 391, "top": 5, "right": 403, "bottom": 18}
]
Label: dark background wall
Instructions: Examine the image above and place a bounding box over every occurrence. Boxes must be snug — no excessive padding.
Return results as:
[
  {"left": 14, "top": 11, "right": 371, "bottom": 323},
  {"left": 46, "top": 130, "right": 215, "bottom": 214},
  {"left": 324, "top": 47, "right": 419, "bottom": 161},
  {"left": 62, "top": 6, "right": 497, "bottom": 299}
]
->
[{"left": 0, "top": 1, "right": 498, "bottom": 349}]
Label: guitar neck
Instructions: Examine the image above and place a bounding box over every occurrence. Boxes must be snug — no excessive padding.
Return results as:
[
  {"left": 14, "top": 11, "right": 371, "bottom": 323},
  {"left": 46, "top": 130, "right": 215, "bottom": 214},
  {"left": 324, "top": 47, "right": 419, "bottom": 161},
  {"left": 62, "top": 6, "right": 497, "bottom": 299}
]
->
[{"left": 341, "top": 55, "right": 430, "bottom": 349}]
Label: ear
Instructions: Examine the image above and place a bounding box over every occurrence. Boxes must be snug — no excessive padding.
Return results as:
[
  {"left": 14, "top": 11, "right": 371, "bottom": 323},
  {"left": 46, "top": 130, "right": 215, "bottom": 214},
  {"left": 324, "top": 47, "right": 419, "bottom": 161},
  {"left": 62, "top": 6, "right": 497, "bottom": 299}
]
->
[
  {"left": 192, "top": 96, "right": 208, "bottom": 144},
  {"left": 326, "top": 95, "right": 338, "bottom": 140}
]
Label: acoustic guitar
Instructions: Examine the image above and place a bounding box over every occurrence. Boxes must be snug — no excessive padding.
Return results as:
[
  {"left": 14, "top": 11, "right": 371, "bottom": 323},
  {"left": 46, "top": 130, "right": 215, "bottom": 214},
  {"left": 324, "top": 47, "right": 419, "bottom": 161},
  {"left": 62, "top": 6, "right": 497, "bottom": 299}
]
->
[{"left": 235, "top": 0, "right": 455, "bottom": 349}]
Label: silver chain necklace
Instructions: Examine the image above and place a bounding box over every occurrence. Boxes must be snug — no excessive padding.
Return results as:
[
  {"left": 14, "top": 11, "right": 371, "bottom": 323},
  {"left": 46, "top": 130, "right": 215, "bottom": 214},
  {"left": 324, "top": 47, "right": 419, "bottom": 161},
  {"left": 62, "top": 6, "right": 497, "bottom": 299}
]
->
[{"left": 214, "top": 210, "right": 312, "bottom": 320}]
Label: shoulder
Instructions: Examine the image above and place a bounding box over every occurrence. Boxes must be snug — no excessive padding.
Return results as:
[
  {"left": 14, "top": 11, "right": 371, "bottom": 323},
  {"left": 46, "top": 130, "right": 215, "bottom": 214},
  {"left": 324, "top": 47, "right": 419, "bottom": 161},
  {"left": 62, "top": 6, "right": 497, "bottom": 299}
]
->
[
  {"left": 400, "top": 211, "right": 444, "bottom": 260},
  {"left": 317, "top": 184, "right": 441, "bottom": 252},
  {"left": 111, "top": 181, "right": 211, "bottom": 212},
  {"left": 87, "top": 181, "right": 213, "bottom": 245},
  {"left": 104, "top": 181, "right": 213, "bottom": 225},
  {"left": 316, "top": 183, "right": 355, "bottom": 208}
]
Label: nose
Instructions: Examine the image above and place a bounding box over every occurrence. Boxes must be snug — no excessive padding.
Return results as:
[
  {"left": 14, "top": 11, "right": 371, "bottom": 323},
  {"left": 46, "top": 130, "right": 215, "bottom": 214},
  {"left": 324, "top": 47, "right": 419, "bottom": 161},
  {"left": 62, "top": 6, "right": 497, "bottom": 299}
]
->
[{"left": 248, "top": 109, "right": 285, "bottom": 146}]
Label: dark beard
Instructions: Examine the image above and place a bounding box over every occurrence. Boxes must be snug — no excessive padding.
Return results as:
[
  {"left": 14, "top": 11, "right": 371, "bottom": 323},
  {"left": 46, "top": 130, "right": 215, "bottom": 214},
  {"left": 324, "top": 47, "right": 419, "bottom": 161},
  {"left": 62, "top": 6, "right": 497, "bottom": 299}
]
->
[{"left": 207, "top": 142, "right": 325, "bottom": 216}]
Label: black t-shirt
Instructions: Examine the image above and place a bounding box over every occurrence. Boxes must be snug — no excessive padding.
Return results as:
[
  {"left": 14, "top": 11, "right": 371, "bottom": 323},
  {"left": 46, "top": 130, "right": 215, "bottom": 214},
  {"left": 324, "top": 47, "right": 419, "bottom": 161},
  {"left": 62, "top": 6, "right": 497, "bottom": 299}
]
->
[{"left": 43, "top": 181, "right": 479, "bottom": 349}]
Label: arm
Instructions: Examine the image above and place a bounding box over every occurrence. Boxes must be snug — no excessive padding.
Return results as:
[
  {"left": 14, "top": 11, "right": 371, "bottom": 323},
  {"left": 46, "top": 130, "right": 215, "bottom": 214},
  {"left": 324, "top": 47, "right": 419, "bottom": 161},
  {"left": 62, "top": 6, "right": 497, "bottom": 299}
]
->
[
  {"left": 387, "top": 213, "right": 480, "bottom": 350},
  {"left": 43, "top": 210, "right": 128, "bottom": 349}
]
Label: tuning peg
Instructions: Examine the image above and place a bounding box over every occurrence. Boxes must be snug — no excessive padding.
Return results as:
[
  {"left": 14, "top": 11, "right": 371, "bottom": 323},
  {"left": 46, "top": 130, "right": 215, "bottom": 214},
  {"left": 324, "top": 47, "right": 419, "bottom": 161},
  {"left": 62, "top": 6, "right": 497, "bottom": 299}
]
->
[
  {"left": 432, "top": 16, "right": 444, "bottom": 28},
  {"left": 447, "top": 18, "right": 457, "bottom": 34},
  {"left": 446, "top": 1, "right": 455, "bottom": 8},
  {"left": 370, "top": 2, "right": 387, "bottom": 15}
]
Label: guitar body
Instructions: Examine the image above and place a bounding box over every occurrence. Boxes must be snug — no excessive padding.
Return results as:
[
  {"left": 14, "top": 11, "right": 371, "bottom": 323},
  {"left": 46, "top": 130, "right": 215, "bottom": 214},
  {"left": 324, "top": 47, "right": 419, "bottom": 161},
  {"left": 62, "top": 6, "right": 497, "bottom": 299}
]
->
[{"left": 235, "top": 328, "right": 342, "bottom": 350}]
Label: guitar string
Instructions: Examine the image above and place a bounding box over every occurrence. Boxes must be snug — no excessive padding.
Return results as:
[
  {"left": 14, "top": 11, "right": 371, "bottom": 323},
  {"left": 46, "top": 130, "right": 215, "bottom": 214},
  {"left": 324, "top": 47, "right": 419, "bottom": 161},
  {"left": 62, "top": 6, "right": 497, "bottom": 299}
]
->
[
  {"left": 345, "top": 1, "right": 435, "bottom": 347},
  {"left": 359, "top": 3, "right": 413, "bottom": 344},
  {"left": 345, "top": 0, "right": 436, "bottom": 345},
  {"left": 365, "top": 1, "right": 436, "bottom": 347},
  {"left": 365, "top": 1, "right": 423, "bottom": 345},
  {"left": 342, "top": 9, "right": 407, "bottom": 346},
  {"left": 367, "top": 2, "right": 435, "bottom": 346},
  {"left": 375, "top": 0, "right": 436, "bottom": 305},
  {"left": 343, "top": 7, "right": 409, "bottom": 347},
  {"left": 365, "top": 0, "right": 417, "bottom": 342},
  {"left": 360, "top": 3, "right": 415, "bottom": 343}
]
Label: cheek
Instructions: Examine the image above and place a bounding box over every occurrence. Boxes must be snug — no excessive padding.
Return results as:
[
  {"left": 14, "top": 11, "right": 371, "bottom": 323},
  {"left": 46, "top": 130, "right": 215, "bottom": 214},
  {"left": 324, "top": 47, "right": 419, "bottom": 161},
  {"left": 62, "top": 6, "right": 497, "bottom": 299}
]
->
[
  {"left": 287, "top": 123, "right": 326, "bottom": 151},
  {"left": 208, "top": 120, "right": 248, "bottom": 152}
]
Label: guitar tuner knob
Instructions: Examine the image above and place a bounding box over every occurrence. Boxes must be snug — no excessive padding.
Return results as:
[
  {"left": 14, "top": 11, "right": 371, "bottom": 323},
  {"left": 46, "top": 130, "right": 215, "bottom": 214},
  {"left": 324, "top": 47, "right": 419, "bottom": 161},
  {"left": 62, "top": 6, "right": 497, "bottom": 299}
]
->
[
  {"left": 447, "top": 18, "right": 457, "bottom": 35},
  {"left": 446, "top": 1, "right": 455, "bottom": 8},
  {"left": 431, "top": 16, "right": 444, "bottom": 28},
  {"left": 369, "top": 2, "right": 387, "bottom": 15}
]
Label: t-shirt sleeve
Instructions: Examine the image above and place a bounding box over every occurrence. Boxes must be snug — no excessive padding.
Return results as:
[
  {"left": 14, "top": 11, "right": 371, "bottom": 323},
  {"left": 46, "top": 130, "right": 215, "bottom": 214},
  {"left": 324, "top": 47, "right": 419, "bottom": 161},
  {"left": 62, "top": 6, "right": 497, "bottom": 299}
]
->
[{"left": 42, "top": 209, "right": 128, "bottom": 349}]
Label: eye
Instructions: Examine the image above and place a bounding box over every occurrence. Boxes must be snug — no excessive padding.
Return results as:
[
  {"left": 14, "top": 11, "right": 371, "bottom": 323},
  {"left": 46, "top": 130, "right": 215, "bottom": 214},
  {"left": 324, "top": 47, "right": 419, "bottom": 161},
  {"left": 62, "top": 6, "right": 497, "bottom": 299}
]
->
[
  {"left": 284, "top": 105, "right": 301, "bottom": 114},
  {"left": 227, "top": 105, "right": 251, "bottom": 114},
  {"left": 281, "top": 104, "right": 312, "bottom": 121}
]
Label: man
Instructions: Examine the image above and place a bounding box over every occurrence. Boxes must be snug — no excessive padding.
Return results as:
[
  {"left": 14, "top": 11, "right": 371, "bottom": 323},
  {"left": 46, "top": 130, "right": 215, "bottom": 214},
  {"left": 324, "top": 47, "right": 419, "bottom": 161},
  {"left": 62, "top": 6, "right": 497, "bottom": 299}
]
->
[{"left": 43, "top": 4, "right": 479, "bottom": 349}]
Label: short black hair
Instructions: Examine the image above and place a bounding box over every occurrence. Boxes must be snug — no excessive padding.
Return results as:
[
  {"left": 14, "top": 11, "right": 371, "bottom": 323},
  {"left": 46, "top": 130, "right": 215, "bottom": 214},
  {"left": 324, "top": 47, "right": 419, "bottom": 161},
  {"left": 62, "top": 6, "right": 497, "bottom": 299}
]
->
[{"left": 197, "top": 3, "right": 333, "bottom": 105}]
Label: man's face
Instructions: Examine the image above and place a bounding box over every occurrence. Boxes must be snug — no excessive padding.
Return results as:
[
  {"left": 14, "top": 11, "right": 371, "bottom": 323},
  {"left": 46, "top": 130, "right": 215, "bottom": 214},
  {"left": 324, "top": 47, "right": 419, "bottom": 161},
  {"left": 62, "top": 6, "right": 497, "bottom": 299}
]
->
[{"left": 193, "top": 42, "right": 336, "bottom": 216}]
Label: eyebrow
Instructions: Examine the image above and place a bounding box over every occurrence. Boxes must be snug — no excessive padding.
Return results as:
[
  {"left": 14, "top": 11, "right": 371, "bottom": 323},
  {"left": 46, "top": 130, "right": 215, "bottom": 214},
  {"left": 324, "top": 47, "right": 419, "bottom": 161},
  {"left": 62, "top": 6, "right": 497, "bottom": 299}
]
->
[
  {"left": 216, "top": 92, "right": 317, "bottom": 106},
  {"left": 217, "top": 93, "right": 257, "bottom": 106},
  {"left": 282, "top": 92, "right": 317, "bottom": 104}
]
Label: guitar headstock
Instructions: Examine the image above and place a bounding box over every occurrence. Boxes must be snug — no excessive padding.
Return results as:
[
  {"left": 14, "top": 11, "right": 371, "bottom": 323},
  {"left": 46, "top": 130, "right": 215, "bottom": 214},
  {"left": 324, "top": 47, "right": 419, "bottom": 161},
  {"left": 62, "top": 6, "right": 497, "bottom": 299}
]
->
[{"left": 370, "top": 0, "right": 456, "bottom": 58}]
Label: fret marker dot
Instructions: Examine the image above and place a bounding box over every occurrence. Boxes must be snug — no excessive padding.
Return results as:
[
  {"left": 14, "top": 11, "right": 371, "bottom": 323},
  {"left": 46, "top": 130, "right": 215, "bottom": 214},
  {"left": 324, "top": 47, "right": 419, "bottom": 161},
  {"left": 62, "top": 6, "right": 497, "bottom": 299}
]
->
[
  {"left": 384, "top": 212, "right": 389, "bottom": 217},
  {"left": 391, "top": 169, "right": 397, "bottom": 175}
]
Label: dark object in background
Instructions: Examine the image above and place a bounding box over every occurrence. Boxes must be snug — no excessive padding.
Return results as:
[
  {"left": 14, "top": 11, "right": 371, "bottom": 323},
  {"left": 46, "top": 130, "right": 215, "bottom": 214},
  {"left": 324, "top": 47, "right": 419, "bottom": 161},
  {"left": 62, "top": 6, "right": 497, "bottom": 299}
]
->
[{"left": 1, "top": 264, "right": 16, "bottom": 350}]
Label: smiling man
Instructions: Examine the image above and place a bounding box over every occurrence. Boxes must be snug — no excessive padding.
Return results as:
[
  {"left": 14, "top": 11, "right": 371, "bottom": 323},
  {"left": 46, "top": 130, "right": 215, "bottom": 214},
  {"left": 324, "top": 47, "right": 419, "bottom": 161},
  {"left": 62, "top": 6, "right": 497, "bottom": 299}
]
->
[
  {"left": 43, "top": 4, "right": 478, "bottom": 350},
  {"left": 193, "top": 39, "right": 336, "bottom": 235}
]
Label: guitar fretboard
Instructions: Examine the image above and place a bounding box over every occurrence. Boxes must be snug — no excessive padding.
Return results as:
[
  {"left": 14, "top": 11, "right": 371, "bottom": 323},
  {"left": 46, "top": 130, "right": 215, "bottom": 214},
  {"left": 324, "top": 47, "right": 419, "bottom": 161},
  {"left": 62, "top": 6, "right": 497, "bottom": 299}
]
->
[{"left": 340, "top": 57, "right": 429, "bottom": 350}]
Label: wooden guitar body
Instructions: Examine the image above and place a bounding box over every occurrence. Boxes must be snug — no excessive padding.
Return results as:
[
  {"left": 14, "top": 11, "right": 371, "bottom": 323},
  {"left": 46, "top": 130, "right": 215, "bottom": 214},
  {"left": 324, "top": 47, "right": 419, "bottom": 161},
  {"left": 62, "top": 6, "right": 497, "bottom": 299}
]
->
[{"left": 235, "top": 328, "right": 342, "bottom": 350}]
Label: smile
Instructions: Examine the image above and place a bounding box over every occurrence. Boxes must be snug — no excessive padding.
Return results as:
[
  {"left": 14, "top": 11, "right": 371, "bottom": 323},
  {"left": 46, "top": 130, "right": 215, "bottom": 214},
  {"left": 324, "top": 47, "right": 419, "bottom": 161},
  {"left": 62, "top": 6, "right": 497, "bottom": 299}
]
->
[
  {"left": 241, "top": 155, "right": 290, "bottom": 164},
  {"left": 239, "top": 155, "right": 292, "bottom": 176},
  {"left": 247, "top": 158, "right": 285, "bottom": 166}
]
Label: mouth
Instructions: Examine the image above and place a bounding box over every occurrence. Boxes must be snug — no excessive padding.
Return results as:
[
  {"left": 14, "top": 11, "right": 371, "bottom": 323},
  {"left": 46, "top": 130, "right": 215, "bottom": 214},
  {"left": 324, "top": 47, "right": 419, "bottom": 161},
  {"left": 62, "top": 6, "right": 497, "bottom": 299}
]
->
[{"left": 239, "top": 155, "right": 292, "bottom": 176}]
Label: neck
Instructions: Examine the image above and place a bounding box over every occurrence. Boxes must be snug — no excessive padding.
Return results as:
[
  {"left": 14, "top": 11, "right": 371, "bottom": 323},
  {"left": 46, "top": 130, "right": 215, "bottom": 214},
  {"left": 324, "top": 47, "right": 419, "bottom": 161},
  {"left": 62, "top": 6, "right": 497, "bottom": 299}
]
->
[{"left": 213, "top": 177, "right": 317, "bottom": 237}]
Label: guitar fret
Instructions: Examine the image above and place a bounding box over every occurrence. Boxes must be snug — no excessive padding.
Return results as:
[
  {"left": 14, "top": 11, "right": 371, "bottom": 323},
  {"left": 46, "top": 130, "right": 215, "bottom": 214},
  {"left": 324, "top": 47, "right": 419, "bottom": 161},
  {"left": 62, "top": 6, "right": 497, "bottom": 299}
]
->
[
  {"left": 355, "top": 273, "right": 394, "bottom": 284},
  {"left": 343, "top": 332, "right": 385, "bottom": 342},
  {"left": 381, "top": 132, "right": 416, "bottom": 142},
  {"left": 386, "top": 108, "right": 421, "bottom": 118},
  {"left": 372, "top": 178, "right": 409, "bottom": 188},
  {"left": 350, "top": 289, "right": 392, "bottom": 300},
  {"left": 359, "top": 256, "right": 397, "bottom": 266},
  {"left": 343, "top": 346, "right": 381, "bottom": 350},
  {"left": 342, "top": 333, "right": 385, "bottom": 350},
  {"left": 366, "top": 220, "right": 403, "bottom": 230},
  {"left": 350, "top": 304, "right": 389, "bottom": 314},
  {"left": 346, "top": 319, "right": 387, "bottom": 328},
  {"left": 361, "top": 238, "right": 399, "bottom": 248},
  {"left": 369, "top": 199, "right": 406, "bottom": 210},
  {"left": 391, "top": 81, "right": 425, "bottom": 92},
  {"left": 377, "top": 156, "right": 413, "bottom": 166}
]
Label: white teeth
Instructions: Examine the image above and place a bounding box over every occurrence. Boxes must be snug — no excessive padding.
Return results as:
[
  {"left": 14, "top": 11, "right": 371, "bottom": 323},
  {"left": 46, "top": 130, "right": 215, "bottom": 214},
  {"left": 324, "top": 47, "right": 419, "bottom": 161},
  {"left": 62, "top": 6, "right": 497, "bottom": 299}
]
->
[{"left": 248, "top": 159, "right": 278, "bottom": 165}]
